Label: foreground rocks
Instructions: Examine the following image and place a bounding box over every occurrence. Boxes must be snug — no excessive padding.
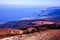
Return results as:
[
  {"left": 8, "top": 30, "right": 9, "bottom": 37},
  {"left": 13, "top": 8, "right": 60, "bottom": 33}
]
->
[
  {"left": 0, "top": 29, "right": 60, "bottom": 40},
  {"left": 0, "top": 24, "right": 60, "bottom": 40},
  {"left": 0, "top": 25, "right": 49, "bottom": 38}
]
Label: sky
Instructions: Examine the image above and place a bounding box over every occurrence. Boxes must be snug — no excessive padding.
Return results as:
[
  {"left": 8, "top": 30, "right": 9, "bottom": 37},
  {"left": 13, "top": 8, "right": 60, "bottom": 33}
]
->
[{"left": 0, "top": 0, "right": 60, "bottom": 6}]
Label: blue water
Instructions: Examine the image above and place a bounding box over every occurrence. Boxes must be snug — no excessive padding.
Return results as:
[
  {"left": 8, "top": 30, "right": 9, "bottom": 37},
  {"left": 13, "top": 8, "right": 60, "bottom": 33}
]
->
[
  {"left": 0, "top": 6, "right": 60, "bottom": 22},
  {"left": 0, "top": 7, "right": 42, "bottom": 22}
]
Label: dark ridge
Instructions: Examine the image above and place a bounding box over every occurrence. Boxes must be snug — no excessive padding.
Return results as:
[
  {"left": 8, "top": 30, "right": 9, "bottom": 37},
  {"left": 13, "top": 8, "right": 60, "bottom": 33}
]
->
[{"left": 0, "top": 19, "right": 47, "bottom": 29}]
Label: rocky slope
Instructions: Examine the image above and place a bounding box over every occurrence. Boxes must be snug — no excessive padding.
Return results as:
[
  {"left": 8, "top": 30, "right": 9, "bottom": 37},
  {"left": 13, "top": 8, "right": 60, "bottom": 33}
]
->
[
  {"left": 0, "top": 20, "right": 60, "bottom": 40},
  {"left": 0, "top": 29, "right": 60, "bottom": 40}
]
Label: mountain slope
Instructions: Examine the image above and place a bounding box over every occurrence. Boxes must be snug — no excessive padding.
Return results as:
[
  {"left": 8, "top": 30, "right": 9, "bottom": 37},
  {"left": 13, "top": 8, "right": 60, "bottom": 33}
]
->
[{"left": 38, "top": 6, "right": 60, "bottom": 20}]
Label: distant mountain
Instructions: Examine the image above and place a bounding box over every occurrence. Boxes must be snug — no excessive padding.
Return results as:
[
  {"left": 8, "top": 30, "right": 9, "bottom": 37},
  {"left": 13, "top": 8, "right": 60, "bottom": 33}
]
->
[
  {"left": 40, "top": 6, "right": 60, "bottom": 15},
  {"left": 0, "top": 19, "right": 46, "bottom": 29},
  {"left": 45, "top": 6, "right": 60, "bottom": 16},
  {"left": 38, "top": 6, "right": 60, "bottom": 20}
]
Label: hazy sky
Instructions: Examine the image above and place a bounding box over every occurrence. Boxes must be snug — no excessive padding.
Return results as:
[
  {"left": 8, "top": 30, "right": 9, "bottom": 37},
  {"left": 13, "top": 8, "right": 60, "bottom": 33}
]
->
[{"left": 0, "top": 0, "right": 60, "bottom": 6}]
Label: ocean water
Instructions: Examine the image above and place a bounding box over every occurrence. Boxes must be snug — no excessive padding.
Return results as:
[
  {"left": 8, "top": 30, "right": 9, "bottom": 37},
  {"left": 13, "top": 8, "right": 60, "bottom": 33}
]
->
[
  {"left": 0, "top": 6, "right": 60, "bottom": 22},
  {"left": 0, "top": 7, "right": 43, "bottom": 22}
]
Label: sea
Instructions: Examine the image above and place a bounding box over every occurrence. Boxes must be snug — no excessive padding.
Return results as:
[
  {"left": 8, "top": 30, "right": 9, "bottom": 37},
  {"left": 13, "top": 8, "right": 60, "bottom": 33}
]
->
[
  {"left": 0, "top": 6, "right": 46, "bottom": 22},
  {"left": 0, "top": 6, "right": 60, "bottom": 22}
]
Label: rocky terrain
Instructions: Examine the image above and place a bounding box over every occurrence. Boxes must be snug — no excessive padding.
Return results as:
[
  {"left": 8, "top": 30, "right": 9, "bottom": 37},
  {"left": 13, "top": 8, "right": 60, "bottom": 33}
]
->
[
  {"left": 0, "top": 19, "right": 60, "bottom": 40},
  {"left": 0, "top": 29, "right": 60, "bottom": 40},
  {"left": 0, "top": 22, "right": 60, "bottom": 40}
]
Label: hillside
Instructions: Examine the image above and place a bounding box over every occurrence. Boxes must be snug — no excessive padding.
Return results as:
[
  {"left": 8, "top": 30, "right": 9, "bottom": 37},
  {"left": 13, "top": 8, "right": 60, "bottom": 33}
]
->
[
  {"left": 1, "top": 29, "right": 60, "bottom": 40},
  {"left": 0, "top": 19, "right": 48, "bottom": 29}
]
